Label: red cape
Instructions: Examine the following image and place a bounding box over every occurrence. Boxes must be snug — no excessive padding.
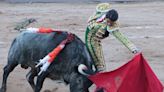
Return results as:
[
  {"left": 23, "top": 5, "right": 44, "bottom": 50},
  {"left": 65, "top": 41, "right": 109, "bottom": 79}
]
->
[{"left": 89, "top": 53, "right": 163, "bottom": 92}]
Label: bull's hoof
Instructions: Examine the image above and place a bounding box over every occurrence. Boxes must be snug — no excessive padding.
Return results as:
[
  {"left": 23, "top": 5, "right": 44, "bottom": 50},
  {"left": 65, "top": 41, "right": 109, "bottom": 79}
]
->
[{"left": 0, "top": 88, "right": 6, "bottom": 92}]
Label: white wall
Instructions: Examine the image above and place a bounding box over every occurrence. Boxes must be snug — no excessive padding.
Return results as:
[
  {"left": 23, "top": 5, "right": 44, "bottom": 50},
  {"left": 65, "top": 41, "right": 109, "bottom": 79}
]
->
[{"left": 5, "top": 0, "right": 159, "bottom": 3}]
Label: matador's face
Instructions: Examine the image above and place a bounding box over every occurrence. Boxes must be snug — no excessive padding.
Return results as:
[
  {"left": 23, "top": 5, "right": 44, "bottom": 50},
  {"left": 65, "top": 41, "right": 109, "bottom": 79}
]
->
[{"left": 106, "top": 18, "right": 115, "bottom": 26}]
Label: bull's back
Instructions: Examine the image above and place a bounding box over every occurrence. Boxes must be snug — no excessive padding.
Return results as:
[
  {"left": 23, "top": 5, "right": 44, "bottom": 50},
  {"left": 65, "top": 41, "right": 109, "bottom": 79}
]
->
[
  {"left": 8, "top": 32, "right": 68, "bottom": 66},
  {"left": 8, "top": 32, "right": 87, "bottom": 68}
]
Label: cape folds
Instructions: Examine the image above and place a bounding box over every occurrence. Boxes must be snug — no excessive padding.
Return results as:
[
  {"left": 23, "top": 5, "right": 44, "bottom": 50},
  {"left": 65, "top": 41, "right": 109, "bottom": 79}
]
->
[{"left": 89, "top": 53, "right": 163, "bottom": 92}]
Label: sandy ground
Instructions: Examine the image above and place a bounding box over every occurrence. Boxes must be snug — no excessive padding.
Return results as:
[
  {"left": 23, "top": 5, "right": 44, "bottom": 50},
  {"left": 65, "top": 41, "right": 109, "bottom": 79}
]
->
[{"left": 0, "top": 1, "right": 164, "bottom": 92}]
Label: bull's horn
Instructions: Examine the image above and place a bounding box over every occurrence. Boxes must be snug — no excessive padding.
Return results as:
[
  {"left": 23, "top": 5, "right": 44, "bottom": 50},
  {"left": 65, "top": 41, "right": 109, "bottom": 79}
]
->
[
  {"left": 78, "top": 64, "right": 90, "bottom": 76},
  {"left": 78, "top": 64, "right": 96, "bottom": 76}
]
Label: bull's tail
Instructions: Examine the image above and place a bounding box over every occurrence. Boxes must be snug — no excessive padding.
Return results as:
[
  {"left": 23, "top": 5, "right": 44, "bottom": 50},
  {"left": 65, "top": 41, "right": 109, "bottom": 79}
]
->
[{"left": 78, "top": 64, "right": 96, "bottom": 76}]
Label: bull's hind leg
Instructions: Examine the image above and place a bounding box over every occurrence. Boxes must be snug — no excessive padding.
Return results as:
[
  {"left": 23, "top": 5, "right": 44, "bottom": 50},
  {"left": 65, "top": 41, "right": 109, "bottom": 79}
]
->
[
  {"left": 26, "top": 69, "right": 37, "bottom": 91},
  {"left": 70, "top": 74, "right": 92, "bottom": 92},
  {"left": 0, "top": 62, "right": 18, "bottom": 92}
]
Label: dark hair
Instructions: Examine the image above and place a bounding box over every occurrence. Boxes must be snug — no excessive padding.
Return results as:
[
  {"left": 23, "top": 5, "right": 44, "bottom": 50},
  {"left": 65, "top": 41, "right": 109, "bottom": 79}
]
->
[{"left": 106, "top": 9, "right": 118, "bottom": 22}]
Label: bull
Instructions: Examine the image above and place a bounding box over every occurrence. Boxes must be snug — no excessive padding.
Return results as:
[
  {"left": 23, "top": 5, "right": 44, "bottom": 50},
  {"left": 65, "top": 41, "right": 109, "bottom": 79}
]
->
[{"left": 0, "top": 31, "right": 98, "bottom": 92}]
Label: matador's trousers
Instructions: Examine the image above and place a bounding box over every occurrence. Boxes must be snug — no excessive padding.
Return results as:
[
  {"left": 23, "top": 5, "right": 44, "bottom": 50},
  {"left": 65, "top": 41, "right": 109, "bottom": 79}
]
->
[{"left": 85, "top": 27, "right": 106, "bottom": 71}]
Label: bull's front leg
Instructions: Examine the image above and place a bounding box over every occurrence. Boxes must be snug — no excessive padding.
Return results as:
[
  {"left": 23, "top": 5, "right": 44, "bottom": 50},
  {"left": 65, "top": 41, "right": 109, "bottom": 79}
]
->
[{"left": 35, "top": 71, "right": 48, "bottom": 92}]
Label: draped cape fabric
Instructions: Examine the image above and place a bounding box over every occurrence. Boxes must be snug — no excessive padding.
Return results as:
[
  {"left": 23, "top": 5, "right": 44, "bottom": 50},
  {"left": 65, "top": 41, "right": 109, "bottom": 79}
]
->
[{"left": 89, "top": 53, "right": 163, "bottom": 92}]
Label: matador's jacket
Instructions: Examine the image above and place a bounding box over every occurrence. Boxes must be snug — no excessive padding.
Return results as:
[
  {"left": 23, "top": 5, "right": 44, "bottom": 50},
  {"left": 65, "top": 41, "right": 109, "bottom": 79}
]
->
[{"left": 85, "top": 4, "right": 138, "bottom": 71}]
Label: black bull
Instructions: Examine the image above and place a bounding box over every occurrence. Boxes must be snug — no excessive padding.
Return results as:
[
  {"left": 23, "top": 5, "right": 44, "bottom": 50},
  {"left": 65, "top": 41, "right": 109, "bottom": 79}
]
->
[{"left": 0, "top": 31, "right": 98, "bottom": 92}]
